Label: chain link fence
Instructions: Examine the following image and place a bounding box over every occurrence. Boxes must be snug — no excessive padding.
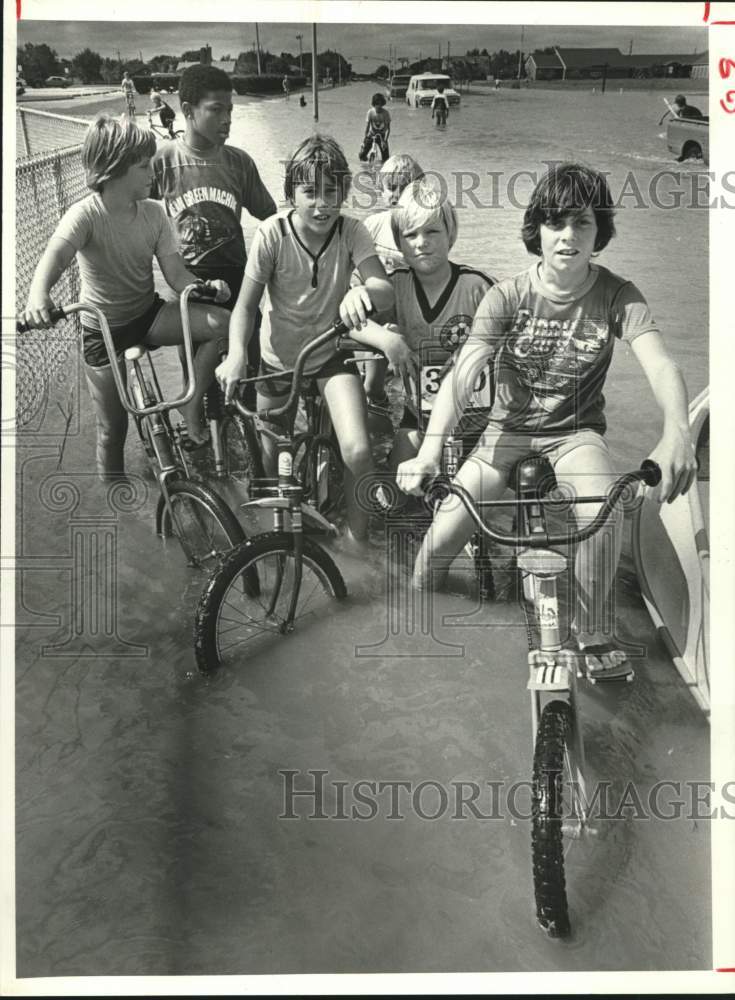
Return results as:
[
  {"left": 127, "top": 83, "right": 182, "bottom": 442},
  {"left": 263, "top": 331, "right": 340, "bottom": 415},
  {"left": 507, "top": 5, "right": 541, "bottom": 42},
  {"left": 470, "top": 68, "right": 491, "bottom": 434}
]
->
[{"left": 15, "top": 110, "right": 89, "bottom": 429}]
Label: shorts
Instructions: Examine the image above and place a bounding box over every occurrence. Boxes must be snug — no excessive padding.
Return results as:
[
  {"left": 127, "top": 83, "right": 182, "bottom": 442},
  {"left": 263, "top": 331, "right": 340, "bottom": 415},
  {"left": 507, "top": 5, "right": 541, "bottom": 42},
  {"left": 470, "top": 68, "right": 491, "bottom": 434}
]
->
[
  {"left": 399, "top": 405, "right": 489, "bottom": 457},
  {"left": 257, "top": 352, "right": 356, "bottom": 399},
  {"left": 468, "top": 423, "right": 609, "bottom": 475},
  {"left": 82, "top": 294, "right": 165, "bottom": 368},
  {"left": 159, "top": 107, "right": 175, "bottom": 128}
]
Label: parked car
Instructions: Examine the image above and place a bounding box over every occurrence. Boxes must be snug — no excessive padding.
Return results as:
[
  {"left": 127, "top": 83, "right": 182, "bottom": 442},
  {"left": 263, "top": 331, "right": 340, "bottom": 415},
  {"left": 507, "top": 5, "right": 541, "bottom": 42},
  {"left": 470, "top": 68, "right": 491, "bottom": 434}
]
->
[
  {"left": 16, "top": 77, "right": 26, "bottom": 97},
  {"left": 666, "top": 115, "right": 709, "bottom": 163},
  {"left": 388, "top": 73, "right": 412, "bottom": 100},
  {"left": 44, "top": 76, "right": 71, "bottom": 88},
  {"left": 406, "top": 73, "right": 460, "bottom": 108}
]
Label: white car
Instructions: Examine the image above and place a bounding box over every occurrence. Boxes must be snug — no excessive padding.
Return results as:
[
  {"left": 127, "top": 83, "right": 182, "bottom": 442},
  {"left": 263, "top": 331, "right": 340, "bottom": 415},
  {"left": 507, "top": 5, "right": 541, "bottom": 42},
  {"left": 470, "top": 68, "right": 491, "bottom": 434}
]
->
[{"left": 405, "top": 73, "right": 460, "bottom": 108}]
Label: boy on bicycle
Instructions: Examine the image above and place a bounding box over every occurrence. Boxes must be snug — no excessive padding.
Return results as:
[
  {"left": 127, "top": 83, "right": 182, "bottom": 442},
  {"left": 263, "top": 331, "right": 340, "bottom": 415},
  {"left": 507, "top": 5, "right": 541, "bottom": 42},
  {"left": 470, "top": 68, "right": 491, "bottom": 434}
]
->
[
  {"left": 121, "top": 71, "right": 136, "bottom": 117},
  {"left": 150, "top": 64, "right": 277, "bottom": 400},
  {"left": 149, "top": 89, "right": 177, "bottom": 138},
  {"left": 358, "top": 153, "right": 425, "bottom": 414},
  {"left": 216, "top": 134, "right": 412, "bottom": 548},
  {"left": 22, "top": 114, "right": 231, "bottom": 479},
  {"left": 359, "top": 93, "right": 391, "bottom": 163},
  {"left": 366, "top": 177, "right": 494, "bottom": 469},
  {"left": 396, "top": 162, "right": 697, "bottom": 680}
]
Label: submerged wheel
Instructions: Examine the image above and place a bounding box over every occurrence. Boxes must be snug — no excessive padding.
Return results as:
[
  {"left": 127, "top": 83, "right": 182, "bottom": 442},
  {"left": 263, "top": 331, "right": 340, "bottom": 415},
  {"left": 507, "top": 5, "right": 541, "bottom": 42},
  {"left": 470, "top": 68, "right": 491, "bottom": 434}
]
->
[
  {"left": 220, "top": 411, "right": 263, "bottom": 491},
  {"left": 194, "top": 531, "right": 347, "bottom": 674},
  {"left": 531, "top": 700, "right": 575, "bottom": 938},
  {"left": 156, "top": 479, "right": 245, "bottom": 570},
  {"left": 295, "top": 434, "right": 344, "bottom": 519}
]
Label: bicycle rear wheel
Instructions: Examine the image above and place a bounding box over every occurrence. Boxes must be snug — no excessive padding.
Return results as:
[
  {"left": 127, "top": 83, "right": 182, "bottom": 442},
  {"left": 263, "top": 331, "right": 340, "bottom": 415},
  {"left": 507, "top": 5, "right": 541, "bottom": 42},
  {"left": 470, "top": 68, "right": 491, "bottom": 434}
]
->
[
  {"left": 531, "top": 699, "right": 576, "bottom": 938},
  {"left": 157, "top": 479, "right": 245, "bottom": 571},
  {"left": 194, "top": 531, "right": 347, "bottom": 674}
]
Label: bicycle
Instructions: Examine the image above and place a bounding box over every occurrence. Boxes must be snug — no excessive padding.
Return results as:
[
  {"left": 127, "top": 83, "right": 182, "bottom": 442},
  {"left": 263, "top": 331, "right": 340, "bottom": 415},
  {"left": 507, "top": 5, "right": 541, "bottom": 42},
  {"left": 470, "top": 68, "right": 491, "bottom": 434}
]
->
[
  {"left": 193, "top": 319, "right": 385, "bottom": 674},
  {"left": 124, "top": 92, "right": 136, "bottom": 118},
  {"left": 17, "top": 284, "right": 246, "bottom": 571},
  {"left": 147, "top": 109, "right": 183, "bottom": 140},
  {"left": 413, "top": 457, "right": 661, "bottom": 938}
]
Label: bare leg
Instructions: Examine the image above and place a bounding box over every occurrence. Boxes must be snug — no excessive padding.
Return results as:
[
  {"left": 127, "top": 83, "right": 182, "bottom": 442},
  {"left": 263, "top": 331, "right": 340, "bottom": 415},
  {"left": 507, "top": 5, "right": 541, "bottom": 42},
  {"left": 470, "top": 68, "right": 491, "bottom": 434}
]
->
[
  {"left": 553, "top": 443, "right": 623, "bottom": 651},
  {"left": 388, "top": 427, "right": 422, "bottom": 474},
  {"left": 144, "top": 300, "right": 228, "bottom": 442},
  {"left": 412, "top": 455, "right": 509, "bottom": 590},
  {"left": 84, "top": 359, "right": 128, "bottom": 480},
  {"left": 319, "top": 370, "right": 374, "bottom": 543}
]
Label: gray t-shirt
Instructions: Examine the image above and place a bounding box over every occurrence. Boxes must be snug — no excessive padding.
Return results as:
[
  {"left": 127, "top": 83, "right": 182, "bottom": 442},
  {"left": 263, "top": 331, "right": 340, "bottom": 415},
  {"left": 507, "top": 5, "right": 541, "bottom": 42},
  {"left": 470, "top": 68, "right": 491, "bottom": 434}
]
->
[
  {"left": 54, "top": 193, "right": 178, "bottom": 329},
  {"left": 469, "top": 263, "right": 659, "bottom": 434}
]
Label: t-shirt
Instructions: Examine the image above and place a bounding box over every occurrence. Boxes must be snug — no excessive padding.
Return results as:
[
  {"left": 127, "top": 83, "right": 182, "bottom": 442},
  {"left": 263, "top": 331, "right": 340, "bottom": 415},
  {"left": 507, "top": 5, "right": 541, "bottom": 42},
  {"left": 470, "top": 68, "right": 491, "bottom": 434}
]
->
[
  {"left": 363, "top": 210, "right": 405, "bottom": 274},
  {"left": 677, "top": 104, "right": 703, "bottom": 119},
  {"left": 121, "top": 78, "right": 134, "bottom": 96},
  {"left": 53, "top": 194, "right": 178, "bottom": 330},
  {"left": 389, "top": 263, "right": 495, "bottom": 425},
  {"left": 469, "top": 263, "right": 658, "bottom": 435},
  {"left": 366, "top": 107, "right": 391, "bottom": 134},
  {"left": 431, "top": 94, "right": 448, "bottom": 111},
  {"left": 150, "top": 139, "right": 277, "bottom": 272},
  {"left": 245, "top": 211, "right": 377, "bottom": 373}
]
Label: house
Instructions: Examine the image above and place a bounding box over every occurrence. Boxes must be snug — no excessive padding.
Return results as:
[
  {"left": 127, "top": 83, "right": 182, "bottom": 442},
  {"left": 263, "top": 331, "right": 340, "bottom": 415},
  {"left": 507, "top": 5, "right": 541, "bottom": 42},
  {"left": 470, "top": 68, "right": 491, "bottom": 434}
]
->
[
  {"left": 554, "top": 47, "right": 630, "bottom": 80},
  {"left": 690, "top": 51, "right": 709, "bottom": 80},
  {"left": 525, "top": 50, "right": 564, "bottom": 81},
  {"left": 624, "top": 52, "right": 704, "bottom": 78}
]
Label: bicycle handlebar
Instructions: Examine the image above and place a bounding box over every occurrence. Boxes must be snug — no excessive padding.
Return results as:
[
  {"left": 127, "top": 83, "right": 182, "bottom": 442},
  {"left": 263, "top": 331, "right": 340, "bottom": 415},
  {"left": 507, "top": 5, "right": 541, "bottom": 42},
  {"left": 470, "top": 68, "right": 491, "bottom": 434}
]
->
[
  {"left": 15, "top": 282, "right": 210, "bottom": 417},
  {"left": 417, "top": 460, "right": 662, "bottom": 549},
  {"left": 231, "top": 316, "right": 378, "bottom": 423}
]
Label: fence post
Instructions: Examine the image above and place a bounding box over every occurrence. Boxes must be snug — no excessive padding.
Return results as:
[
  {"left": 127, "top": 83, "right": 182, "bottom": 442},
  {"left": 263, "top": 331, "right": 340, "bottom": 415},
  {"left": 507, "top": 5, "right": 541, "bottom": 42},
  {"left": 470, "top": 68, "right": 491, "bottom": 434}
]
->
[{"left": 19, "top": 109, "right": 30, "bottom": 157}]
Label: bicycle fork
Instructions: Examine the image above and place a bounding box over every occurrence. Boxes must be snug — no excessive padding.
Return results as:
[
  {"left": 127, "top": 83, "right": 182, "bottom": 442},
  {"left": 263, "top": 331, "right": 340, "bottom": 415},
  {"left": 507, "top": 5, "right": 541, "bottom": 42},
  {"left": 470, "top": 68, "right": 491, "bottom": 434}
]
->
[{"left": 521, "top": 548, "right": 591, "bottom": 839}]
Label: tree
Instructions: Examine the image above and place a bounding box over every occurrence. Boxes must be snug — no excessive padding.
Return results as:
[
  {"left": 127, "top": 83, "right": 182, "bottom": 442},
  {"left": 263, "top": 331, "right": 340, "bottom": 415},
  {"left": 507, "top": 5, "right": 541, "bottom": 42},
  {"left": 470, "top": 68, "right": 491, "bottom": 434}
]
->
[
  {"left": 72, "top": 47, "right": 102, "bottom": 84},
  {"left": 376, "top": 64, "right": 390, "bottom": 79},
  {"left": 149, "top": 53, "right": 177, "bottom": 72},
  {"left": 181, "top": 49, "right": 203, "bottom": 62},
  {"left": 17, "top": 42, "right": 58, "bottom": 86}
]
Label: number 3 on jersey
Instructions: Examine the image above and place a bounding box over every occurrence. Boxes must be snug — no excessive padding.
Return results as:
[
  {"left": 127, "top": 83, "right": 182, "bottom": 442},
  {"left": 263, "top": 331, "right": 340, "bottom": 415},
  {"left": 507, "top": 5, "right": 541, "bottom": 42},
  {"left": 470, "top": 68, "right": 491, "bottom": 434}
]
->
[{"left": 420, "top": 363, "right": 492, "bottom": 414}]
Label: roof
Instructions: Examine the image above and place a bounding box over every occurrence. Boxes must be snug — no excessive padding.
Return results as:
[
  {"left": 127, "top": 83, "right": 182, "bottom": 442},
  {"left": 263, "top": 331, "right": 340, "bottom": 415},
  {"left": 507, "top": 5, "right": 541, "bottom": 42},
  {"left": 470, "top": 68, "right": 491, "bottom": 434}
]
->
[
  {"left": 527, "top": 51, "right": 562, "bottom": 68},
  {"left": 555, "top": 47, "right": 627, "bottom": 68}
]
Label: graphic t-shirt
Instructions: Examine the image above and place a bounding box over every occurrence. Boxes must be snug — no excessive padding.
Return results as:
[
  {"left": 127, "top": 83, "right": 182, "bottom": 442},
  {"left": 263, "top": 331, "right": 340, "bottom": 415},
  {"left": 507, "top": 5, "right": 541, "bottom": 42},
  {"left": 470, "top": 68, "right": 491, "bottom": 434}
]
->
[
  {"left": 469, "top": 263, "right": 659, "bottom": 434},
  {"left": 54, "top": 194, "right": 177, "bottom": 329},
  {"left": 431, "top": 94, "right": 448, "bottom": 112},
  {"left": 389, "top": 263, "right": 495, "bottom": 426},
  {"left": 245, "top": 211, "right": 377, "bottom": 373},
  {"left": 151, "top": 139, "right": 277, "bottom": 271}
]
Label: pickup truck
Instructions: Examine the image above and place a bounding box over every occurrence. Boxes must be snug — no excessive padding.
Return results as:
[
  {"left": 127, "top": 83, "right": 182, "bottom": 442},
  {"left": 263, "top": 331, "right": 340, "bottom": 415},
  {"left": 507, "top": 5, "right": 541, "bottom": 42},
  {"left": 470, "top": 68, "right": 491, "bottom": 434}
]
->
[{"left": 666, "top": 115, "right": 709, "bottom": 164}]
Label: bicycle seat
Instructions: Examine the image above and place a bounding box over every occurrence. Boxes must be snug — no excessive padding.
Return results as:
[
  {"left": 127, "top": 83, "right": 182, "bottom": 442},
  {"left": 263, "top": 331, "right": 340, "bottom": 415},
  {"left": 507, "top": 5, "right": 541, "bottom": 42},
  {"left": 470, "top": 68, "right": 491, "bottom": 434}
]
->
[
  {"left": 512, "top": 455, "right": 557, "bottom": 497},
  {"left": 124, "top": 344, "right": 148, "bottom": 361}
]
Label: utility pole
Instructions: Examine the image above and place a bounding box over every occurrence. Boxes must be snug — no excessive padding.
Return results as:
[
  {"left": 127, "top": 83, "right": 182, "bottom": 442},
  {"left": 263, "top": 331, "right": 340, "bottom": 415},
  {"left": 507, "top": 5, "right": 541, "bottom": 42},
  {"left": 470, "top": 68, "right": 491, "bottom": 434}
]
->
[
  {"left": 628, "top": 38, "right": 633, "bottom": 56},
  {"left": 312, "top": 23, "right": 318, "bottom": 121},
  {"left": 517, "top": 25, "right": 524, "bottom": 79},
  {"left": 255, "top": 23, "right": 262, "bottom": 75},
  {"left": 296, "top": 33, "right": 303, "bottom": 73}
]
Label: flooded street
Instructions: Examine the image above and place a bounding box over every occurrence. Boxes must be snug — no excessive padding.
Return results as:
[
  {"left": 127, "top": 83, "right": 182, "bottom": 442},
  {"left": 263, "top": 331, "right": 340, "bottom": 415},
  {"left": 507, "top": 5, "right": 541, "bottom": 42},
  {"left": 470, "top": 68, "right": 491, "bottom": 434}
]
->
[{"left": 14, "top": 81, "right": 710, "bottom": 974}]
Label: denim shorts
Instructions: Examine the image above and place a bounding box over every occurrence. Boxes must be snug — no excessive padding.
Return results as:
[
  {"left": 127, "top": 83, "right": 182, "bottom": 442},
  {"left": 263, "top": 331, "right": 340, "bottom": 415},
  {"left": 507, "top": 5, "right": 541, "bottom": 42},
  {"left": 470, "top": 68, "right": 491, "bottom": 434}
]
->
[
  {"left": 257, "top": 352, "right": 356, "bottom": 399},
  {"left": 467, "top": 422, "right": 609, "bottom": 474},
  {"left": 82, "top": 294, "right": 165, "bottom": 368}
]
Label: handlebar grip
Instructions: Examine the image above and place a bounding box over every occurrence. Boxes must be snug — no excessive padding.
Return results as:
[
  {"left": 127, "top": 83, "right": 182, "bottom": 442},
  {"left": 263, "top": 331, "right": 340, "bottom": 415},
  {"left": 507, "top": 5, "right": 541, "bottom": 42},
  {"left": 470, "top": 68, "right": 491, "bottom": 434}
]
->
[
  {"left": 16, "top": 307, "right": 67, "bottom": 333},
  {"left": 188, "top": 282, "right": 218, "bottom": 303},
  {"left": 640, "top": 459, "right": 662, "bottom": 487}
]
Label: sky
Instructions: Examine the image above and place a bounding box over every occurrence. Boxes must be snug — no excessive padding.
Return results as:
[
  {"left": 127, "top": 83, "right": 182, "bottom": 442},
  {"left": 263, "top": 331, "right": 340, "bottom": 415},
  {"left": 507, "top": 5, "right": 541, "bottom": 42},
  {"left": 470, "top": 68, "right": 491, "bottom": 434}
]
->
[{"left": 16, "top": 20, "right": 708, "bottom": 70}]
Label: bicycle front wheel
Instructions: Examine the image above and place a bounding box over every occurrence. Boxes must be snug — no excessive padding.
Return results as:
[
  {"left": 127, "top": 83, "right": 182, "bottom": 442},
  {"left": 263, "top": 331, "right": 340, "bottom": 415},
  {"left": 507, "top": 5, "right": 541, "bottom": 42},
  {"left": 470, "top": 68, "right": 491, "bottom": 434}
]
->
[
  {"left": 531, "top": 700, "right": 575, "bottom": 938},
  {"left": 194, "top": 531, "right": 347, "bottom": 674},
  {"left": 157, "top": 479, "right": 245, "bottom": 570}
]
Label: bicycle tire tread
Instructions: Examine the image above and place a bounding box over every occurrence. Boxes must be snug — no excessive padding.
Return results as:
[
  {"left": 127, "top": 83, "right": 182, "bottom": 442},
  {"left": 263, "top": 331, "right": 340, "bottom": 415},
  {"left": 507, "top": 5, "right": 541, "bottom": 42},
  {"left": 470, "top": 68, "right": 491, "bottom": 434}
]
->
[{"left": 531, "top": 699, "right": 573, "bottom": 938}]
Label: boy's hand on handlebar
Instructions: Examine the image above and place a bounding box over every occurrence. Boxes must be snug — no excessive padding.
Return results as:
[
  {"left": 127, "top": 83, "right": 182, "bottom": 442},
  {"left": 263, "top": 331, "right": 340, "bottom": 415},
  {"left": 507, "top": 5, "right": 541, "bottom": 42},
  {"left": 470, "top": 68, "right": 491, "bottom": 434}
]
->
[
  {"left": 205, "top": 279, "right": 231, "bottom": 304},
  {"left": 380, "top": 330, "right": 416, "bottom": 382},
  {"left": 22, "top": 294, "right": 57, "bottom": 330},
  {"left": 339, "top": 286, "right": 373, "bottom": 330},
  {"left": 396, "top": 454, "right": 441, "bottom": 496},
  {"left": 215, "top": 353, "right": 248, "bottom": 404},
  {"left": 648, "top": 426, "right": 697, "bottom": 504}
]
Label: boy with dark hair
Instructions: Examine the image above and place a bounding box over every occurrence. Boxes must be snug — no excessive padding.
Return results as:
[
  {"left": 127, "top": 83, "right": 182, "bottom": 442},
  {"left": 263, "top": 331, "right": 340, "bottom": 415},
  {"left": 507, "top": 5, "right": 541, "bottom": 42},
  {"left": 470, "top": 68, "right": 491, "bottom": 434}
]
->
[
  {"left": 359, "top": 93, "right": 391, "bottom": 162},
  {"left": 151, "top": 64, "right": 277, "bottom": 397},
  {"left": 431, "top": 85, "right": 449, "bottom": 127}
]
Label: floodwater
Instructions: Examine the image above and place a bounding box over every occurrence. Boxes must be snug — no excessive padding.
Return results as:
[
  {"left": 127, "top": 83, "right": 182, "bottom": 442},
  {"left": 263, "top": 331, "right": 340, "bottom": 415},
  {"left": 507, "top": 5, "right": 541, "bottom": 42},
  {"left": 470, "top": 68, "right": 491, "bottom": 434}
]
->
[{"left": 14, "top": 82, "right": 710, "bottom": 976}]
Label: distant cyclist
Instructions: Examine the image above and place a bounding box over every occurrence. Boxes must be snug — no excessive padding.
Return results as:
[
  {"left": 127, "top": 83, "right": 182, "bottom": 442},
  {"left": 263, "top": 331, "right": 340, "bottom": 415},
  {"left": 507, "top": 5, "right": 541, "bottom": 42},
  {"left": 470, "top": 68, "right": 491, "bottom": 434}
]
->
[
  {"left": 121, "top": 71, "right": 136, "bottom": 118},
  {"left": 431, "top": 85, "right": 449, "bottom": 127},
  {"left": 359, "top": 92, "right": 391, "bottom": 162},
  {"left": 149, "top": 90, "right": 177, "bottom": 138}
]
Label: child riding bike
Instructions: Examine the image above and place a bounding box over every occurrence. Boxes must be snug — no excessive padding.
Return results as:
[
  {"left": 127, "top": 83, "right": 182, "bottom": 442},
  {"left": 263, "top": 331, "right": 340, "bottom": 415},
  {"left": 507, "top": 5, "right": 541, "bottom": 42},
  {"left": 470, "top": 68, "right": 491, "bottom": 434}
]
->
[
  {"left": 359, "top": 93, "right": 391, "bottom": 163},
  {"left": 148, "top": 89, "right": 178, "bottom": 137},
  {"left": 215, "top": 134, "right": 413, "bottom": 549},
  {"left": 396, "top": 162, "right": 697, "bottom": 681},
  {"left": 22, "top": 114, "right": 231, "bottom": 479},
  {"left": 121, "top": 71, "right": 136, "bottom": 117}
]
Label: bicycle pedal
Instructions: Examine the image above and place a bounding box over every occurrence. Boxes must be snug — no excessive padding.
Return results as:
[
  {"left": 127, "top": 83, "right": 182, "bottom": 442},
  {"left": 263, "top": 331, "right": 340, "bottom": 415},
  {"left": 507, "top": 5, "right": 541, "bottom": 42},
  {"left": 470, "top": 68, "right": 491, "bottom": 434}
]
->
[
  {"left": 586, "top": 666, "right": 635, "bottom": 685},
  {"left": 527, "top": 649, "right": 576, "bottom": 691}
]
